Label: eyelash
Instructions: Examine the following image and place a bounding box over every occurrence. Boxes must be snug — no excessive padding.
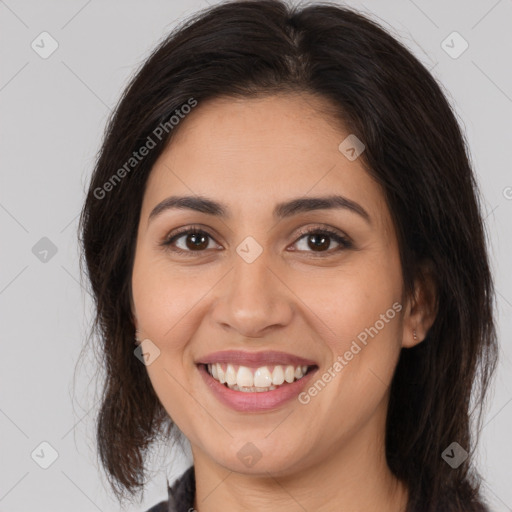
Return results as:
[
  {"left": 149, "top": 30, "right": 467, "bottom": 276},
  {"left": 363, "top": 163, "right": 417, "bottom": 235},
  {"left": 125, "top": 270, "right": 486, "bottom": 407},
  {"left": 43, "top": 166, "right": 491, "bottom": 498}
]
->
[{"left": 160, "top": 224, "right": 353, "bottom": 257}]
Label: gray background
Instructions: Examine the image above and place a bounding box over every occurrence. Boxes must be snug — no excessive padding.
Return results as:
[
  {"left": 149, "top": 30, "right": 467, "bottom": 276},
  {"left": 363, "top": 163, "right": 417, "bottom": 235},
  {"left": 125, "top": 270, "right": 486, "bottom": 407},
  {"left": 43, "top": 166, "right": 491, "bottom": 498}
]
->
[{"left": 1, "top": 0, "right": 511, "bottom": 510}]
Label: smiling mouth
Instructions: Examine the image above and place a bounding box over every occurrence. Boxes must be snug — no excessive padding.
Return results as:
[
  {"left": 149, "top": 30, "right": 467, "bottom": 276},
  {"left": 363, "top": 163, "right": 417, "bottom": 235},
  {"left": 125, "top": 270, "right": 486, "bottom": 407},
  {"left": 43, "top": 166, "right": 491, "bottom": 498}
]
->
[{"left": 202, "top": 363, "right": 317, "bottom": 393}]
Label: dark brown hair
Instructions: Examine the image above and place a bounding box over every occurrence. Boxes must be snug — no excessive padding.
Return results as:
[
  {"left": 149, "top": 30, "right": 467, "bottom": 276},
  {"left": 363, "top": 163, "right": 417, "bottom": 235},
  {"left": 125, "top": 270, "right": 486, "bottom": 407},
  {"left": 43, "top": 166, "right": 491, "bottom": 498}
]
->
[{"left": 78, "top": 1, "right": 498, "bottom": 510}]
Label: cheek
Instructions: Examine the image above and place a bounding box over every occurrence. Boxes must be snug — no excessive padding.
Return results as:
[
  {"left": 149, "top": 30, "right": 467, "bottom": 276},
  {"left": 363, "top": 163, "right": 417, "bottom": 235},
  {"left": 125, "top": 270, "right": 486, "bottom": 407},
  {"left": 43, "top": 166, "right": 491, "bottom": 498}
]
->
[
  {"left": 131, "top": 251, "right": 212, "bottom": 343},
  {"left": 297, "top": 258, "right": 403, "bottom": 414},
  {"left": 297, "top": 259, "right": 401, "bottom": 350},
  {"left": 300, "top": 293, "right": 402, "bottom": 440},
  {"left": 131, "top": 254, "right": 206, "bottom": 429}
]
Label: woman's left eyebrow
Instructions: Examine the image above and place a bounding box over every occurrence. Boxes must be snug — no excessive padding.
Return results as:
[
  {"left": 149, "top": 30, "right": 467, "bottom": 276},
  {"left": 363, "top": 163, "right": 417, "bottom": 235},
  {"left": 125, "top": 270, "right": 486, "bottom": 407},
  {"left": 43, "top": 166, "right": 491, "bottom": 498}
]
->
[{"left": 148, "top": 194, "right": 371, "bottom": 225}]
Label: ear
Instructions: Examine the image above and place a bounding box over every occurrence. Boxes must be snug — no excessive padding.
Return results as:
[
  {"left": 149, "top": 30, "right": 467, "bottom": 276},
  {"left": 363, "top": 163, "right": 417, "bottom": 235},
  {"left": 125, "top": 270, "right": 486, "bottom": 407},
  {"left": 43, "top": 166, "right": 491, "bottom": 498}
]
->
[{"left": 401, "top": 260, "right": 438, "bottom": 348}]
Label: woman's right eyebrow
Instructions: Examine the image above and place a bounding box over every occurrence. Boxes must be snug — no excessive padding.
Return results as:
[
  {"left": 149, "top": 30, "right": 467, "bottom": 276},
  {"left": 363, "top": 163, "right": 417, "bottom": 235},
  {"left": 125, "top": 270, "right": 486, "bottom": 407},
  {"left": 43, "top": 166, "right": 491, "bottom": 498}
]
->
[{"left": 147, "top": 194, "right": 371, "bottom": 226}]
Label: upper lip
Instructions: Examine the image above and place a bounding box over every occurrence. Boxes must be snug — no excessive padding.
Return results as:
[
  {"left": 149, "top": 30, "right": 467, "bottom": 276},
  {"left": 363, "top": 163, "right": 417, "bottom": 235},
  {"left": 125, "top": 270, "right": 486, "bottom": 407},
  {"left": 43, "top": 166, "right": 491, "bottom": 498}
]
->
[{"left": 196, "top": 350, "right": 318, "bottom": 368}]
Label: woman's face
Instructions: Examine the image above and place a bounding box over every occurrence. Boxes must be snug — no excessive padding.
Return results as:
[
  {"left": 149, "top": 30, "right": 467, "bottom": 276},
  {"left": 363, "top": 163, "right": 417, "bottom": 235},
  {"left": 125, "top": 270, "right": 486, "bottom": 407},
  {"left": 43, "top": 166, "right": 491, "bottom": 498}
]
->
[{"left": 131, "top": 93, "right": 417, "bottom": 476}]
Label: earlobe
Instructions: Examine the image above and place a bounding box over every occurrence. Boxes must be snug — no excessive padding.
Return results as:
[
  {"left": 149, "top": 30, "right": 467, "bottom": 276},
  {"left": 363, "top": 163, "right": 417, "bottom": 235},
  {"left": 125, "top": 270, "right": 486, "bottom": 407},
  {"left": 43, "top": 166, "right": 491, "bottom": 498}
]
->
[{"left": 403, "top": 327, "right": 424, "bottom": 349}]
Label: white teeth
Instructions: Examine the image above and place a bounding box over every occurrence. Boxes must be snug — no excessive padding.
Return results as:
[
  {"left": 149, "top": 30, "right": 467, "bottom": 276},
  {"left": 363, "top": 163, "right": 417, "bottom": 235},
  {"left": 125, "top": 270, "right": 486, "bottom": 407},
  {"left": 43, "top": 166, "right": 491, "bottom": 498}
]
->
[
  {"left": 284, "top": 365, "right": 295, "bottom": 383},
  {"left": 237, "top": 366, "right": 254, "bottom": 387},
  {"left": 229, "top": 384, "right": 277, "bottom": 392},
  {"left": 207, "top": 363, "right": 311, "bottom": 390},
  {"left": 253, "top": 366, "right": 272, "bottom": 388},
  {"left": 271, "top": 365, "right": 285, "bottom": 385},
  {"left": 217, "top": 364, "right": 226, "bottom": 384},
  {"left": 226, "top": 364, "right": 237, "bottom": 385}
]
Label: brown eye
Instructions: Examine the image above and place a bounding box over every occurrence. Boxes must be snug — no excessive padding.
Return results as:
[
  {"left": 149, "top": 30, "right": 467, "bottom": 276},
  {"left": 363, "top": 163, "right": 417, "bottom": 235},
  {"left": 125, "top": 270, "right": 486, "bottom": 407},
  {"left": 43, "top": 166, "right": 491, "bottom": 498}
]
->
[
  {"left": 162, "top": 228, "right": 218, "bottom": 255},
  {"left": 182, "top": 232, "right": 210, "bottom": 251},
  {"left": 305, "top": 233, "right": 331, "bottom": 251},
  {"left": 293, "top": 228, "right": 352, "bottom": 254}
]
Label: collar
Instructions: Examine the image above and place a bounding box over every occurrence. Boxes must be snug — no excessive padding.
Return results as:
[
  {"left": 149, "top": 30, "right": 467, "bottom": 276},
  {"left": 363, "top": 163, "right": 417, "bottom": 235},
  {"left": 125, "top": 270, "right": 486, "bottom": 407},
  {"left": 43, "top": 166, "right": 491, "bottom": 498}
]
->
[{"left": 166, "top": 465, "right": 195, "bottom": 512}]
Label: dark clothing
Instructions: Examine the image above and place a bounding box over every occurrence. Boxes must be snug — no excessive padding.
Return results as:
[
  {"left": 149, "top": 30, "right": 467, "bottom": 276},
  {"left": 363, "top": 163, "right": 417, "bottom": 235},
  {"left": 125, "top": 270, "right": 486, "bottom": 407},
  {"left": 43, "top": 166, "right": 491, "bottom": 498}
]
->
[{"left": 145, "top": 466, "right": 195, "bottom": 512}]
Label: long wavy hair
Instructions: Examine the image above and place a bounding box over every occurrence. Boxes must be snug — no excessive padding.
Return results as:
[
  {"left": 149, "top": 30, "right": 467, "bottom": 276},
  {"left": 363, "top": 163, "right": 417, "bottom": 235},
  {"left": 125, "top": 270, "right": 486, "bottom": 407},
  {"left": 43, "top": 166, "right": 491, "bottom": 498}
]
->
[{"left": 78, "top": 1, "right": 499, "bottom": 510}]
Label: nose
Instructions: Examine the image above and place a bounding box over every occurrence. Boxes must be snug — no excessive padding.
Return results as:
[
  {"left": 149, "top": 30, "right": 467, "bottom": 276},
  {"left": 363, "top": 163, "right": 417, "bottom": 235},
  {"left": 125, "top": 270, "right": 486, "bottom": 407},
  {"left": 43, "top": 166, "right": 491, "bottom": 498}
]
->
[{"left": 209, "top": 251, "right": 294, "bottom": 338}]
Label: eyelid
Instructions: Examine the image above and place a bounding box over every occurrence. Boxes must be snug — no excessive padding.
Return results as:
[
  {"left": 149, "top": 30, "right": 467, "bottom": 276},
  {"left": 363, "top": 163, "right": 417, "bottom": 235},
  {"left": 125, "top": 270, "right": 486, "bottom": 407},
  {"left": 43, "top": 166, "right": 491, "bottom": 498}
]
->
[{"left": 293, "top": 224, "right": 352, "bottom": 245}]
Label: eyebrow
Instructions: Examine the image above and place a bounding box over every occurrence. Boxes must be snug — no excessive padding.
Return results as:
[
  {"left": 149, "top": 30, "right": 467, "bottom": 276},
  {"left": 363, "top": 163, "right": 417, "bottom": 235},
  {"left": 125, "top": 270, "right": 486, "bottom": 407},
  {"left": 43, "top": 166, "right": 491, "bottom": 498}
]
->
[{"left": 148, "top": 194, "right": 371, "bottom": 225}]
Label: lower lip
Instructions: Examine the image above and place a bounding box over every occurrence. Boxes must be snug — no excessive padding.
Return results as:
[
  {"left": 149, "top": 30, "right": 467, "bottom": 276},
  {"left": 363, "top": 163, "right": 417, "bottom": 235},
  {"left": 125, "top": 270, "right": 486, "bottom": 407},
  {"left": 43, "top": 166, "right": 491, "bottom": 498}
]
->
[{"left": 198, "top": 364, "right": 318, "bottom": 412}]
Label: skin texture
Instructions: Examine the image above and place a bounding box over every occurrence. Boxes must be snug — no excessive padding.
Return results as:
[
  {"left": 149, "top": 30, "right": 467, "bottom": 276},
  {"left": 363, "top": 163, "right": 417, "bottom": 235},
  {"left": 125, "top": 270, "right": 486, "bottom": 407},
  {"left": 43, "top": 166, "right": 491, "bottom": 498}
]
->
[{"left": 131, "top": 93, "right": 436, "bottom": 511}]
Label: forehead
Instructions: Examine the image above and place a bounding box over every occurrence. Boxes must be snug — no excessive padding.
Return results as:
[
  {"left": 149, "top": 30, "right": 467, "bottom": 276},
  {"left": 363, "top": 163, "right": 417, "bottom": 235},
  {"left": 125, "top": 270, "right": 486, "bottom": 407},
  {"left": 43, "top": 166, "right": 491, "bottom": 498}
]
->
[{"left": 142, "top": 93, "right": 391, "bottom": 231}]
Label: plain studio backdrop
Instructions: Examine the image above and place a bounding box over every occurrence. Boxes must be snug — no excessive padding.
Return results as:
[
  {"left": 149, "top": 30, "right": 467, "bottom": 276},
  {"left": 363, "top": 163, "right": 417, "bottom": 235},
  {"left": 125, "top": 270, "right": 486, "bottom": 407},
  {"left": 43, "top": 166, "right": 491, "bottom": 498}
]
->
[{"left": 0, "top": 0, "right": 511, "bottom": 510}]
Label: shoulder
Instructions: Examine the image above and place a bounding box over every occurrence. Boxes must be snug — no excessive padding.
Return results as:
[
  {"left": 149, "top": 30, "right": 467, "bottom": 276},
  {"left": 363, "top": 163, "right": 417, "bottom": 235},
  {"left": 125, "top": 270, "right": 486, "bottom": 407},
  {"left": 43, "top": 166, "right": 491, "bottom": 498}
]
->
[
  {"left": 143, "top": 466, "right": 195, "bottom": 512},
  {"left": 144, "top": 500, "right": 169, "bottom": 512}
]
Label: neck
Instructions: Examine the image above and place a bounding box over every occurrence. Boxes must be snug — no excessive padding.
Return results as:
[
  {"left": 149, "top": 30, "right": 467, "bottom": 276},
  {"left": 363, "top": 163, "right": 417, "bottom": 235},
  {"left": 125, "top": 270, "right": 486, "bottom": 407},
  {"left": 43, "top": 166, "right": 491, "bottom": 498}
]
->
[{"left": 191, "top": 415, "right": 408, "bottom": 512}]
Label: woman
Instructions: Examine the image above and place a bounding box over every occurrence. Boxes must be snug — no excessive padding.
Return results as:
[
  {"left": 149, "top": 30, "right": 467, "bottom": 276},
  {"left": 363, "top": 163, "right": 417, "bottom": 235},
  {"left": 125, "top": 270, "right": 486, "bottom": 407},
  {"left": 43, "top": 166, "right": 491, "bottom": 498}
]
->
[{"left": 78, "top": 1, "right": 498, "bottom": 511}]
